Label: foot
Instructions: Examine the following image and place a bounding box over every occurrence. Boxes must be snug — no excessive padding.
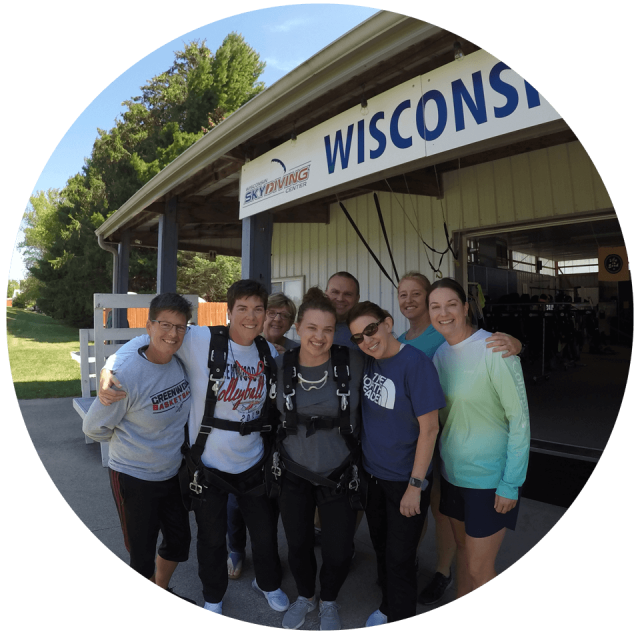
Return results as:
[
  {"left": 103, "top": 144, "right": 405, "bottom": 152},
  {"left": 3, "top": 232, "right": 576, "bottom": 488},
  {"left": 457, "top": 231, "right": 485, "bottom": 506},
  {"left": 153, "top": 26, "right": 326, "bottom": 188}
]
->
[
  {"left": 365, "top": 609, "right": 387, "bottom": 627},
  {"left": 204, "top": 600, "right": 223, "bottom": 614},
  {"left": 227, "top": 551, "right": 244, "bottom": 579},
  {"left": 418, "top": 571, "right": 452, "bottom": 606},
  {"left": 282, "top": 596, "right": 317, "bottom": 629},
  {"left": 319, "top": 600, "right": 341, "bottom": 630},
  {"left": 252, "top": 578, "right": 290, "bottom": 612}
]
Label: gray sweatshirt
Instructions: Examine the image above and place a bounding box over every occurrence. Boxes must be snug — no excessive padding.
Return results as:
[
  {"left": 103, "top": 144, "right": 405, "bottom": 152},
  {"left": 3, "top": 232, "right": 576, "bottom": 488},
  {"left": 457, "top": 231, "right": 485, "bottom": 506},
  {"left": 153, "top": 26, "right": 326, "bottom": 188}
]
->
[{"left": 83, "top": 348, "right": 191, "bottom": 481}]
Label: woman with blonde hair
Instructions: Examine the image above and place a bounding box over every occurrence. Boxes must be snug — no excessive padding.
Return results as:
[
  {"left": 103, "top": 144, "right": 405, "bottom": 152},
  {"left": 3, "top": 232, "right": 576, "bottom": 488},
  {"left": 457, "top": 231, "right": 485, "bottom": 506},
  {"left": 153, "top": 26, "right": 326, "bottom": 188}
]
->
[{"left": 396, "top": 271, "right": 523, "bottom": 605}]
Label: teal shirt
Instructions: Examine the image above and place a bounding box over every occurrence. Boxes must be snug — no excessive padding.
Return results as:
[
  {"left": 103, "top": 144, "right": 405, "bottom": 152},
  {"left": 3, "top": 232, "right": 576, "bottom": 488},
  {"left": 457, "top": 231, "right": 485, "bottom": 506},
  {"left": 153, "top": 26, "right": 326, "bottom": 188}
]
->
[
  {"left": 432, "top": 329, "right": 530, "bottom": 500},
  {"left": 398, "top": 324, "right": 446, "bottom": 360}
]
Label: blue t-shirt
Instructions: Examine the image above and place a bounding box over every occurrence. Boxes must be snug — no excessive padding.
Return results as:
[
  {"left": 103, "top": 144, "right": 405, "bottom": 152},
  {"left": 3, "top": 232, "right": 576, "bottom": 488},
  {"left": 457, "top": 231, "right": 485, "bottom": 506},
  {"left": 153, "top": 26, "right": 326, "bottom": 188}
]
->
[
  {"left": 361, "top": 344, "right": 446, "bottom": 481},
  {"left": 333, "top": 322, "right": 360, "bottom": 349},
  {"left": 398, "top": 325, "right": 446, "bottom": 360}
]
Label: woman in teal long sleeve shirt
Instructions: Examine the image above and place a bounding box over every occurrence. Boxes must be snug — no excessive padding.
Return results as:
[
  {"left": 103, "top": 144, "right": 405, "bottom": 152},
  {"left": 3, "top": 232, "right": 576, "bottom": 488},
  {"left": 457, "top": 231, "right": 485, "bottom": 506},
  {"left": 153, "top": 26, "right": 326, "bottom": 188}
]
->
[{"left": 428, "top": 278, "right": 530, "bottom": 598}]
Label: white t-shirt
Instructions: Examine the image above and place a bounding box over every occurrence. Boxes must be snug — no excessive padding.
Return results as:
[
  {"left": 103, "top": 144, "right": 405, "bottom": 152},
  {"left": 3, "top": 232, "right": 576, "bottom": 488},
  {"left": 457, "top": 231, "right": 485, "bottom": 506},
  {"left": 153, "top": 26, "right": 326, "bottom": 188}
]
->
[{"left": 105, "top": 327, "right": 278, "bottom": 474}]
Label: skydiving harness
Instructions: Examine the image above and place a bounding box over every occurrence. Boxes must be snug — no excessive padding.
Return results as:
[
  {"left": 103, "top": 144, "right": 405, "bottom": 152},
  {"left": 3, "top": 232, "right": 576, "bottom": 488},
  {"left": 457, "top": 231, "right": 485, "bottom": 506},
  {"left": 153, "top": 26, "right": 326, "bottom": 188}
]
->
[
  {"left": 268, "top": 345, "right": 364, "bottom": 509},
  {"left": 180, "top": 326, "right": 278, "bottom": 504}
]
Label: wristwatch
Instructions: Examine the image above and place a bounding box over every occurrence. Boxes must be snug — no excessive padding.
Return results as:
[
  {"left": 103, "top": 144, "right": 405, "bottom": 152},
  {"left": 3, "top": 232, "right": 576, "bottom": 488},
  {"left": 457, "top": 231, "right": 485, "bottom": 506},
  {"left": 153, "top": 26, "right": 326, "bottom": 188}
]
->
[{"left": 409, "top": 476, "right": 424, "bottom": 489}]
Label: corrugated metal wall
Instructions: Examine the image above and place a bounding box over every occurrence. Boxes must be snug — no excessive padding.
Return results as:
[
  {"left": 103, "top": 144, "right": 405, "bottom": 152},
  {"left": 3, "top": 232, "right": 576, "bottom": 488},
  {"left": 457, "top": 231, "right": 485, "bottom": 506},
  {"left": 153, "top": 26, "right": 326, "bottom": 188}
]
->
[
  {"left": 440, "top": 141, "right": 612, "bottom": 228},
  {"left": 271, "top": 141, "right": 613, "bottom": 333}
]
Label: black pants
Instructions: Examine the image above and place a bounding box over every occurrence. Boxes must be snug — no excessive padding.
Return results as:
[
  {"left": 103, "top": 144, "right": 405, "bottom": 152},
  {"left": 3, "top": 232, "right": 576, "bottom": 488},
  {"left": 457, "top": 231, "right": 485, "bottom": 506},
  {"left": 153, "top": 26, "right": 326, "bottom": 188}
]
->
[
  {"left": 109, "top": 469, "right": 191, "bottom": 579},
  {"left": 193, "top": 463, "right": 282, "bottom": 603},
  {"left": 279, "top": 473, "right": 357, "bottom": 601},
  {"left": 364, "top": 472, "right": 432, "bottom": 623}
]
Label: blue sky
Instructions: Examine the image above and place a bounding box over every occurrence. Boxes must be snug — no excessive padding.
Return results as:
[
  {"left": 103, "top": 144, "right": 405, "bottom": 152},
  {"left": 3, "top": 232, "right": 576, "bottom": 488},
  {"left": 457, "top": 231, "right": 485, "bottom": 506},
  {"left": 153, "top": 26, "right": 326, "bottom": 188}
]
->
[{"left": 9, "top": 4, "right": 377, "bottom": 280}]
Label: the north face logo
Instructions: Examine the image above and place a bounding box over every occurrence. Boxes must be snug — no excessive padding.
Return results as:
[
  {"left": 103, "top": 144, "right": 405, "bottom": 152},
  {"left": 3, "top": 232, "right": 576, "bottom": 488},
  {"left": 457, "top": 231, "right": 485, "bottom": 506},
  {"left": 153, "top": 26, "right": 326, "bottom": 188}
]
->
[{"left": 363, "top": 373, "right": 396, "bottom": 409}]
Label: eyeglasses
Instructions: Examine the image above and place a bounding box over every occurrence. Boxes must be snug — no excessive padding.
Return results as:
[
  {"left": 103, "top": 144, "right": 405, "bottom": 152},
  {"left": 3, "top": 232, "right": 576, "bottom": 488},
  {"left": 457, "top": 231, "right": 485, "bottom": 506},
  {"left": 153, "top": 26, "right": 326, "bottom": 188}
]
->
[
  {"left": 350, "top": 319, "right": 383, "bottom": 345},
  {"left": 266, "top": 309, "right": 292, "bottom": 320},
  {"left": 150, "top": 320, "right": 190, "bottom": 335}
]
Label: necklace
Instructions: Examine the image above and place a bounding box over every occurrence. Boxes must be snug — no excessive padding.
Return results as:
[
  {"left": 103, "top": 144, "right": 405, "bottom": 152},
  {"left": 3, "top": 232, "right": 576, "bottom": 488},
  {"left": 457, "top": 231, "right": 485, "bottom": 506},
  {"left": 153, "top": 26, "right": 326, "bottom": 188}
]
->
[
  {"left": 297, "top": 371, "right": 328, "bottom": 391},
  {"left": 228, "top": 343, "right": 264, "bottom": 380}
]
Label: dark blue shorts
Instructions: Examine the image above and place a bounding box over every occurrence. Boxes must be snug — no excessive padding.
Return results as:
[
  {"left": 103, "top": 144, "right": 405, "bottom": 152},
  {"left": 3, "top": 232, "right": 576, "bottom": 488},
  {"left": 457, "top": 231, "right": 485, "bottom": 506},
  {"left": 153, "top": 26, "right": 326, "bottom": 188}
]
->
[{"left": 439, "top": 477, "right": 521, "bottom": 538}]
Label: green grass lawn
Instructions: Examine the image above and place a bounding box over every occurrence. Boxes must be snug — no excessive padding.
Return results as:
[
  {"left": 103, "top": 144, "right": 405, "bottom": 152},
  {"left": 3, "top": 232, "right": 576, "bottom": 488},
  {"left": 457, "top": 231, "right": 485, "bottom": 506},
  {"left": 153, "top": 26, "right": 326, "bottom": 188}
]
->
[{"left": 7, "top": 308, "right": 83, "bottom": 399}]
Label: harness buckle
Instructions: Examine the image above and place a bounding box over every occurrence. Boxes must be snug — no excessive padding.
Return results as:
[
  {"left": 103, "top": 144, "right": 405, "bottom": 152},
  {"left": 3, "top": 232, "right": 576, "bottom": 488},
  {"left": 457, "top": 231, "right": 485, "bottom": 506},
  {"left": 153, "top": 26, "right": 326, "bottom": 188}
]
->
[
  {"left": 348, "top": 465, "right": 360, "bottom": 491},
  {"left": 284, "top": 388, "right": 296, "bottom": 411},
  {"left": 189, "top": 469, "right": 205, "bottom": 494},
  {"left": 269, "top": 382, "right": 277, "bottom": 400},
  {"left": 271, "top": 451, "right": 282, "bottom": 478},
  {"left": 209, "top": 376, "right": 224, "bottom": 396},
  {"left": 337, "top": 389, "right": 350, "bottom": 411}
]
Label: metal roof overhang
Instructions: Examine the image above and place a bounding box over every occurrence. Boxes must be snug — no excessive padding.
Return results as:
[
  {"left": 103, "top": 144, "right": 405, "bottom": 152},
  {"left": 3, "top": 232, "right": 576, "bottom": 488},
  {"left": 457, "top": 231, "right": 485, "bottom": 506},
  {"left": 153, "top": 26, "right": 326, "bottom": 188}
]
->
[{"left": 96, "top": 10, "right": 575, "bottom": 256}]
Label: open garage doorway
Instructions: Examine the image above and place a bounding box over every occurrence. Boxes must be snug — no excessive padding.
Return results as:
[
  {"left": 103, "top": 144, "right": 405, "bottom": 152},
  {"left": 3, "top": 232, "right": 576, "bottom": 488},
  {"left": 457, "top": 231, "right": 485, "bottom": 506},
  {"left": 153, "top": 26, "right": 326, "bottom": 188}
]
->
[{"left": 457, "top": 213, "right": 632, "bottom": 506}]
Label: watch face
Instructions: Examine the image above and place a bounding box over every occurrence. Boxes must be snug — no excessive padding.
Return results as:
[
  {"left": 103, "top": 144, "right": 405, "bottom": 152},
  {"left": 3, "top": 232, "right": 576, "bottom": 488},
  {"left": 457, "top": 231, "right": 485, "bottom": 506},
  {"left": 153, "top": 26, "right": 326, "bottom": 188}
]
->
[{"left": 604, "top": 253, "right": 623, "bottom": 274}]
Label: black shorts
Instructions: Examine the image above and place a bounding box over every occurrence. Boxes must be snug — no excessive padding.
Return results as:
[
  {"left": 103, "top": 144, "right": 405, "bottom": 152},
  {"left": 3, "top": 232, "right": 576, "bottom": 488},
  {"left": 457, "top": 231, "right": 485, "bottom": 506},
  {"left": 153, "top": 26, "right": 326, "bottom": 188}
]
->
[
  {"left": 439, "top": 477, "right": 521, "bottom": 539},
  {"left": 109, "top": 469, "right": 191, "bottom": 578}
]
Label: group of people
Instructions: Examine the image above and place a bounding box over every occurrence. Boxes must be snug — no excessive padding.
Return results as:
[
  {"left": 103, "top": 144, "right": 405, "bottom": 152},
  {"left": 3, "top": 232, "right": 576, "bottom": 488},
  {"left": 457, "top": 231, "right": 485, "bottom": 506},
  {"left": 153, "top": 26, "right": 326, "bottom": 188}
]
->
[{"left": 83, "top": 270, "right": 530, "bottom": 630}]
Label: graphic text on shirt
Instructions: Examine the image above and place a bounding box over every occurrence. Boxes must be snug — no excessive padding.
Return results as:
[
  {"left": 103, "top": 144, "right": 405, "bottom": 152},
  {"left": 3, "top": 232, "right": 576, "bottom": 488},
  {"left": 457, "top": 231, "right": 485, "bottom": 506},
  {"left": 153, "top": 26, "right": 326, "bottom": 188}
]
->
[
  {"left": 218, "top": 362, "right": 266, "bottom": 417},
  {"left": 151, "top": 380, "right": 190, "bottom": 413},
  {"left": 363, "top": 372, "right": 396, "bottom": 409}
]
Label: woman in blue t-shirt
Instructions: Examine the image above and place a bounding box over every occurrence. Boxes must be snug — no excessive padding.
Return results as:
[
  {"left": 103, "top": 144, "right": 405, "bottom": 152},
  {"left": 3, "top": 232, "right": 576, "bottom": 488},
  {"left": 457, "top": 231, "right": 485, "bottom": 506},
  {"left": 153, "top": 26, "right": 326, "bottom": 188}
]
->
[
  {"left": 396, "top": 271, "right": 523, "bottom": 605},
  {"left": 348, "top": 301, "right": 446, "bottom": 626}
]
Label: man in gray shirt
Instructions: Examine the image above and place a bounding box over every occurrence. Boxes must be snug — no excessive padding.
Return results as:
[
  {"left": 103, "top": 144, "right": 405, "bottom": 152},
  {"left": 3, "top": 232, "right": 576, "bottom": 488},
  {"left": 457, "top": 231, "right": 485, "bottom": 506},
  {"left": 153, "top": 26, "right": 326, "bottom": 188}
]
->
[{"left": 83, "top": 293, "right": 192, "bottom": 593}]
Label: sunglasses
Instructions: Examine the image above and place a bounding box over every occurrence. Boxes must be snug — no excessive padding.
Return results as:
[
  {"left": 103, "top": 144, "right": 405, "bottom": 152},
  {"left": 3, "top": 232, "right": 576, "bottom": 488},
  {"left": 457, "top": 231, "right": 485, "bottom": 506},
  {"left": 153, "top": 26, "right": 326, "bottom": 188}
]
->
[{"left": 350, "top": 319, "right": 384, "bottom": 345}]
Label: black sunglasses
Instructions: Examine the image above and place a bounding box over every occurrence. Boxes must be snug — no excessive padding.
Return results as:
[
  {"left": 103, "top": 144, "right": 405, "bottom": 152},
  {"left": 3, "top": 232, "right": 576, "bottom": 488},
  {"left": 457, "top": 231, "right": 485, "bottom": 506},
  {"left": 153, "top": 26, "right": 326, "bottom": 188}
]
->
[{"left": 350, "top": 319, "right": 384, "bottom": 345}]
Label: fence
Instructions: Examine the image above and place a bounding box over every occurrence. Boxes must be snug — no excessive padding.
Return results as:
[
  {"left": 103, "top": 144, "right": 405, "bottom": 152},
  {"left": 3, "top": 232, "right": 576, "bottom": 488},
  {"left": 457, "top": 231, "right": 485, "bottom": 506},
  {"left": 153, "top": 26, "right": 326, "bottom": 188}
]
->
[{"left": 105, "top": 302, "right": 228, "bottom": 328}]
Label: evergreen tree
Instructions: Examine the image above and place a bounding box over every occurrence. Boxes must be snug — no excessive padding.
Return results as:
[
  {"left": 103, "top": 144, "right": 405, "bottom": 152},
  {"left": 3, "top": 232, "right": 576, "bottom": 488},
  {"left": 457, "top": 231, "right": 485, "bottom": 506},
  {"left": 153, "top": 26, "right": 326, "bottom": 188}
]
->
[{"left": 20, "top": 34, "right": 266, "bottom": 325}]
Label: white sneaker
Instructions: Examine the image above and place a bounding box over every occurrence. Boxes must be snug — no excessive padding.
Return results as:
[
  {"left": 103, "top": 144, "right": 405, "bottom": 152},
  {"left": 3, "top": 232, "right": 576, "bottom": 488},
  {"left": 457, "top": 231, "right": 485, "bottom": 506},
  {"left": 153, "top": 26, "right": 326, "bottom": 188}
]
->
[
  {"left": 252, "top": 578, "right": 290, "bottom": 612},
  {"left": 282, "top": 596, "right": 317, "bottom": 629},
  {"left": 204, "top": 600, "right": 223, "bottom": 614},
  {"left": 365, "top": 609, "right": 387, "bottom": 627}
]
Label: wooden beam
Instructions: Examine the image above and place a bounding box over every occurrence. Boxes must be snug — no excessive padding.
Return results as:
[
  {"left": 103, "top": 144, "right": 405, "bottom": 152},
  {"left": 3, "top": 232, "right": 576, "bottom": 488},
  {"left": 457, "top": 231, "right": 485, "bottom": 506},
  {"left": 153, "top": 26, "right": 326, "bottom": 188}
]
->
[
  {"left": 272, "top": 202, "right": 330, "bottom": 224},
  {"left": 242, "top": 212, "right": 273, "bottom": 289},
  {"left": 157, "top": 197, "right": 178, "bottom": 293}
]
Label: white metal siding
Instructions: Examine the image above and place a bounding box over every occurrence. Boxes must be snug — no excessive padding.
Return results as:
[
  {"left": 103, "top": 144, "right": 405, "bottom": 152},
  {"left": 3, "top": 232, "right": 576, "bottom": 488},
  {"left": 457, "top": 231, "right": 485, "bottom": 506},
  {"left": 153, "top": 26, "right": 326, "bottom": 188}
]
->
[
  {"left": 271, "top": 141, "right": 613, "bottom": 333},
  {"left": 440, "top": 141, "right": 613, "bottom": 228}
]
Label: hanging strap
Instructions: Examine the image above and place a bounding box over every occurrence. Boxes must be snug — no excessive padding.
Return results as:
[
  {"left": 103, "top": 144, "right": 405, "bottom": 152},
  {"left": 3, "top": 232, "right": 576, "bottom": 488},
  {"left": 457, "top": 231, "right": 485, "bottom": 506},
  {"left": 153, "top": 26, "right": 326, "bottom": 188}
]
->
[
  {"left": 373, "top": 193, "right": 399, "bottom": 283},
  {"left": 339, "top": 199, "right": 397, "bottom": 289}
]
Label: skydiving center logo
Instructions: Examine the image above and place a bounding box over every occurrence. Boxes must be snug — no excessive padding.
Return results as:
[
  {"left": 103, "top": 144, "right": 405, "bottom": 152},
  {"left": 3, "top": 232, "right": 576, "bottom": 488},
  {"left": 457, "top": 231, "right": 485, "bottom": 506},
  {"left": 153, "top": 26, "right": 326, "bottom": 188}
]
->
[{"left": 243, "top": 157, "right": 311, "bottom": 207}]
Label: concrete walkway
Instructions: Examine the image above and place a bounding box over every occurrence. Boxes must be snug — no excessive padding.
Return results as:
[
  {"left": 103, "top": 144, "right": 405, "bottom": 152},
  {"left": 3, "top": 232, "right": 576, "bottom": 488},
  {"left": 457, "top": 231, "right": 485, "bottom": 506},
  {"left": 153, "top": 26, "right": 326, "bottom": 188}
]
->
[{"left": 20, "top": 396, "right": 566, "bottom": 630}]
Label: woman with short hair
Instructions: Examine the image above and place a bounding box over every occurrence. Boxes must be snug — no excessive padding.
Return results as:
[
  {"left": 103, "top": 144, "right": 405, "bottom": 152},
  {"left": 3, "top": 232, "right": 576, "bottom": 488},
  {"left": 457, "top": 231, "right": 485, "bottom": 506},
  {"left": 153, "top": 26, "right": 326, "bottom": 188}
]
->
[
  {"left": 348, "top": 301, "right": 445, "bottom": 626},
  {"left": 396, "top": 271, "right": 522, "bottom": 605},
  {"left": 263, "top": 292, "right": 298, "bottom": 353}
]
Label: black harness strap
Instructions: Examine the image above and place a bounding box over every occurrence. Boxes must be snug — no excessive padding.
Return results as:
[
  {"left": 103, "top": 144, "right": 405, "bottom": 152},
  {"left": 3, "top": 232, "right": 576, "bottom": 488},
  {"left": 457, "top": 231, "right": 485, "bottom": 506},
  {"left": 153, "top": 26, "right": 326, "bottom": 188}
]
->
[
  {"left": 182, "top": 327, "right": 277, "bottom": 498},
  {"left": 280, "top": 345, "right": 353, "bottom": 442},
  {"left": 272, "top": 345, "right": 360, "bottom": 494},
  {"left": 373, "top": 192, "right": 399, "bottom": 284}
]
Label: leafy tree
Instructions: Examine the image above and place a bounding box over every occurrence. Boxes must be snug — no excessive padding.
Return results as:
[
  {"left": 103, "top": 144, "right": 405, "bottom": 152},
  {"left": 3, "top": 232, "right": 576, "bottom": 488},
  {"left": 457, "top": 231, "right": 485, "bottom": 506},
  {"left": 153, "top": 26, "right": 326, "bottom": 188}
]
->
[
  {"left": 20, "top": 33, "right": 265, "bottom": 325},
  {"left": 177, "top": 253, "right": 241, "bottom": 301},
  {"left": 21, "top": 189, "right": 64, "bottom": 269},
  {"left": 12, "top": 275, "right": 43, "bottom": 308},
  {"left": 7, "top": 279, "right": 19, "bottom": 298}
]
